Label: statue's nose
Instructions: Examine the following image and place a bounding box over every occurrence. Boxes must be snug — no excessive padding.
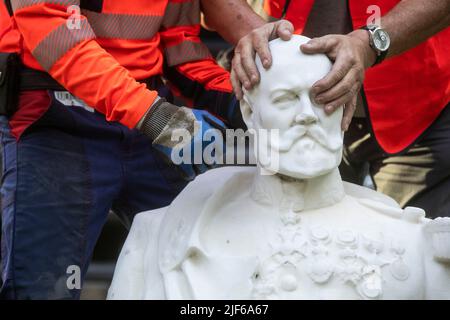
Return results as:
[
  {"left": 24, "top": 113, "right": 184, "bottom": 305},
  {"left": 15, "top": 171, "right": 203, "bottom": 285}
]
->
[{"left": 295, "top": 99, "right": 318, "bottom": 126}]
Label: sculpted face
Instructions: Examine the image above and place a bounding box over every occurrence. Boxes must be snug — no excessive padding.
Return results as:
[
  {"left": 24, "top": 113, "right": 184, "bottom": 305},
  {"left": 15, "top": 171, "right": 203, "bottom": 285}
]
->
[{"left": 241, "top": 35, "right": 344, "bottom": 179}]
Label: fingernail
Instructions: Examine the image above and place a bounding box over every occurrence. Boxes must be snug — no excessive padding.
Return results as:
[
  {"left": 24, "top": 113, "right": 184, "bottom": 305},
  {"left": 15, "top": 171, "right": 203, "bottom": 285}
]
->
[
  {"left": 251, "top": 75, "right": 258, "bottom": 83},
  {"left": 263, "top": 59, "right": 270, "bottom": 67},
  {"left": 325, "top": 105, "right": 334, "bottom": 113},
  {"left": 315, "top": 96, "right": 323, "bottom": 104},
  {"left": 282, "top": 30, "right": 291, "bottom": 37},
  {"left": 244, "top": 81, "right": 250, "bottom": 88}
]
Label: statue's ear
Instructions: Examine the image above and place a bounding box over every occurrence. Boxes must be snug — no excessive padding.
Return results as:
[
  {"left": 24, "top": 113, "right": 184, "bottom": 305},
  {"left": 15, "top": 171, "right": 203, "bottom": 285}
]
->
[{"left": 240, "top": 95, "right": 254, "bottom": 129}]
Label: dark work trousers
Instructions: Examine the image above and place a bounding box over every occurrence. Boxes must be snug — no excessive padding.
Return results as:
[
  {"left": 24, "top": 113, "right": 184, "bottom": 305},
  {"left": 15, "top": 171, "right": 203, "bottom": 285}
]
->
[
  {"left": 340, "top": 103, "right": 450, "bottom": 218},
  {"left": 0, "top": 89, "right": 187, "bottom": 299}
]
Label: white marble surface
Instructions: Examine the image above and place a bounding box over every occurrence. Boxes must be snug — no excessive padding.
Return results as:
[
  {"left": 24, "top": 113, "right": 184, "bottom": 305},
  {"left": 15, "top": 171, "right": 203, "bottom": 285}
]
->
[{"left": 108, "top": 36, "right": 450, "bottom": 300}]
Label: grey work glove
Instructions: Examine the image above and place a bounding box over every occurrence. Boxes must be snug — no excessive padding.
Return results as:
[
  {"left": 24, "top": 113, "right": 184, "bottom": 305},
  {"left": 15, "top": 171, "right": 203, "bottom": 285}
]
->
[{"left": 137, "top": 98, "right": 228, "bottom": 181}]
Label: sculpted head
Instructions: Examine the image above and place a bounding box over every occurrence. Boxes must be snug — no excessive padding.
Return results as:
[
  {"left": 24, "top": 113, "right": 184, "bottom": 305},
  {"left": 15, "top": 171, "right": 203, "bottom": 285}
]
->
[{"left": 241, "top": 35, "right": 344, "bottom": 179}]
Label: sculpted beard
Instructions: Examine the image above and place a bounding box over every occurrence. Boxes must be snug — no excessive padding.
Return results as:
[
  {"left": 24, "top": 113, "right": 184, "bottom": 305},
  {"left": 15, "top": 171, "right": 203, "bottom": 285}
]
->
[{"left": 270, "top": 124, "right": 342, "bottom": 153}]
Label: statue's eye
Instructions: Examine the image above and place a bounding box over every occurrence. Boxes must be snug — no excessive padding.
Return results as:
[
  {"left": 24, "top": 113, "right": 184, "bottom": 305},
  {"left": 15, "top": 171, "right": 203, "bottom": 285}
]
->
[{"left": 272, "top": 93, "right": 299, "bottom": 105}]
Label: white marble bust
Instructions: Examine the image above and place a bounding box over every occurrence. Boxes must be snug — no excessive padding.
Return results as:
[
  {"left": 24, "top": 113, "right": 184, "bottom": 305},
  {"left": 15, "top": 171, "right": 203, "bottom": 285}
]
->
[{"left": 108, "top": 36, "right": 450, "bottom": 300}]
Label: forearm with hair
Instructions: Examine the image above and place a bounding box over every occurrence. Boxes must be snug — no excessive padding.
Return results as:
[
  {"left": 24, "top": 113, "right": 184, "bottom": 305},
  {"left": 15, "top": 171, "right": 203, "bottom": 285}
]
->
[
  {"left": 381, "top": 0, "right": 450, "bottom": 57},
  {"left": 201, "top": 0, "right": 265, "bottom": 45}
]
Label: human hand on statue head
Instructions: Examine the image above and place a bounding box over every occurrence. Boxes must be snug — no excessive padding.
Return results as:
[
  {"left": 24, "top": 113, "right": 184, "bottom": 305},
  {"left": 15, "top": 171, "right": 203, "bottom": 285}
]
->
[
  {"left": 232, "top": 24, "right": 376, "bottom": 132},
  {"left": 231, "top": 20, "right": 294, "bottom": 99},
  {"left": 300, "top": 30, "right": 377, "bottom": 131}
]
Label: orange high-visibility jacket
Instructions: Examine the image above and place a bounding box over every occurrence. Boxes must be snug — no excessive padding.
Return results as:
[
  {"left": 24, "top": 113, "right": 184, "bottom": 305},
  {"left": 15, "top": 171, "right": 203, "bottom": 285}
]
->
[
  {"left": 264, "top": 0, "right": 450, "bottom": 154},
  {"left": 0, "top": 0, "right": 235, "bottom": 136}
]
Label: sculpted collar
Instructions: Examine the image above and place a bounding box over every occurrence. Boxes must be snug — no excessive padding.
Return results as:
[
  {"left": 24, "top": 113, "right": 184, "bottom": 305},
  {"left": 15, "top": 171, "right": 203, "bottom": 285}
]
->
[{"left": 250, "top": 168, "right": 346, "bottom": 213}]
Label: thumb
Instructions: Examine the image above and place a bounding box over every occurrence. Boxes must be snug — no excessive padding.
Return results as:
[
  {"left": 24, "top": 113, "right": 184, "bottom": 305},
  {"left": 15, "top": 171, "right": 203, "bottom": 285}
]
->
[
  {"left": 300, "top": 36, "right": 336, "bottom": 54},
  {"left": 275, "top": 20, "right": 294, "bottom": 41}
]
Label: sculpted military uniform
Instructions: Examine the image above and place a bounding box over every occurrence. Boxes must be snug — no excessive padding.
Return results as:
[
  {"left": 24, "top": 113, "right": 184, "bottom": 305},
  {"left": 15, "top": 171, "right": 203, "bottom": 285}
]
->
[
  {"left": 108, "top": 36, "right": 450, "bottom": 300},
  {"left": 108, "top": 167, "right": 450, "bottom": 300}
]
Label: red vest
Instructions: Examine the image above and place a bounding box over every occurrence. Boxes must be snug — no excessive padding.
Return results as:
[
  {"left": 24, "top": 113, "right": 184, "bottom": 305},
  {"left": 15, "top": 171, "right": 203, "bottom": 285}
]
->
[{"left": 265, "top": 0, "right": 450, "bottom": 154}]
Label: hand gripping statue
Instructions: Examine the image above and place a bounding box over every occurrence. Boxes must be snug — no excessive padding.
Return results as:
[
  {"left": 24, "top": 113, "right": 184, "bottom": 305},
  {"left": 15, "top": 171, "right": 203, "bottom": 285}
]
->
[{"left": 108, "top": 36, "right": 450, "bottom": 300}]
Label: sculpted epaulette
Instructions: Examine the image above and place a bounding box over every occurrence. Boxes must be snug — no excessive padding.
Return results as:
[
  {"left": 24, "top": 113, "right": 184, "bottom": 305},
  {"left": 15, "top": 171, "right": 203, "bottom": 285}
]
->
[
  {"left": 425, "top": 217, "right": 450, "bottom": 263},
  {"left": 358, "top": 197, "right": 426, "bottom": 224}
]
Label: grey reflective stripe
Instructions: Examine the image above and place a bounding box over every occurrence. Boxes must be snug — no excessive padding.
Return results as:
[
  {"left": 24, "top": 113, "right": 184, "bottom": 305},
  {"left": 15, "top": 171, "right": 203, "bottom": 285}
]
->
[
  {"left": 165, "top": 41, "right": 212, "bottom": 67},
  {"left": 163, "top": 0, "right": 200, "bottom": 28},
  {"left": 32, "top": 18, "right": 95, "bottom": 71},
  {"left": 82, "top": 10, "right": 163, "bottom": 40},
  {"left": 11, "top": 0, "right": 79, "bottom": 12}
]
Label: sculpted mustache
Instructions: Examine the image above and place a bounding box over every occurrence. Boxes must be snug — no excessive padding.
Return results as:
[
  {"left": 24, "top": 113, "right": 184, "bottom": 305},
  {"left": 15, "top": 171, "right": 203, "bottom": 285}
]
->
[{"left": 275, "top": 125, "right": 342, "bottom": 152}]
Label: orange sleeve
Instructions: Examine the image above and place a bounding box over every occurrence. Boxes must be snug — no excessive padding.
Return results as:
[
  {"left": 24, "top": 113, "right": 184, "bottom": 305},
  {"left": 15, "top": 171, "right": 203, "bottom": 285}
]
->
[
  {"left": 159, "top": 0, "right": 241, "bottom": 127},
  {"left": 11, "top": 0, "right": 157, "bottom": 128},
  {"left": 160, "top": 20, "right": 233, "bottom": 95}
]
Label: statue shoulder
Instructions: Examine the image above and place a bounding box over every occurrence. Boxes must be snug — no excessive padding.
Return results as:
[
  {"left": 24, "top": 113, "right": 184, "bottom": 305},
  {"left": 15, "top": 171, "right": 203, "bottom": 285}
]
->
[
  {"left": 108, "top": 207, "right": 168, "bottom": 300},
  {"left": 158, "top": 166, "right": 256, "bottom": 273},
  {"left": 170, "top": 166, "right": 256, "bottom": 212},
  {"left": 343, "top": 181, "right": 400, "bottom": 208},
  {"left": 345, "top": 183, "right": 450, "bottom": 264},
  {"left": 344, "top": 182, "right": 427, "bottom": 224}
]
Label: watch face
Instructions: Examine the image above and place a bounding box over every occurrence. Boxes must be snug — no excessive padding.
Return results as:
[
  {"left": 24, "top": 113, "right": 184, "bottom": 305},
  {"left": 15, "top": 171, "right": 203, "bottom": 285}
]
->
[{"left": 373, "top": 29, "right": 390, "bottom": 52}]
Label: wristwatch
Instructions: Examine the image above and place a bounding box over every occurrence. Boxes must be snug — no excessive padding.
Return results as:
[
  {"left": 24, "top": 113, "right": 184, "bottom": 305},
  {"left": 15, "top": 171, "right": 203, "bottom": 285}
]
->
[{"left": 361, "top": 25, "right": 391, "bottom": 66}]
